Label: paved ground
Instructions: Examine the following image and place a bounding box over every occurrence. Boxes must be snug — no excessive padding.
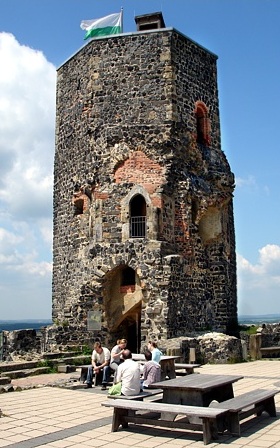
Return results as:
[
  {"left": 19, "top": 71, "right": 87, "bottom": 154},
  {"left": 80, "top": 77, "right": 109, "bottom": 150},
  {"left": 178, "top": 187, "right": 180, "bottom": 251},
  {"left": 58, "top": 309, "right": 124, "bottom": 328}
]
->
[{"left": 0, "top": 360, "right": 280, "bottom": 448}]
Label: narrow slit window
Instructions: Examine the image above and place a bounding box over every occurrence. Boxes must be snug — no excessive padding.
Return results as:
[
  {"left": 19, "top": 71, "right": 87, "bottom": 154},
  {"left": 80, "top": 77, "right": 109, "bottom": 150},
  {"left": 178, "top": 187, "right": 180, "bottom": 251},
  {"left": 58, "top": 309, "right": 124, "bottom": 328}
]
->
[{"left": 195, "top": 102, "right": 210, "bottom": 146}]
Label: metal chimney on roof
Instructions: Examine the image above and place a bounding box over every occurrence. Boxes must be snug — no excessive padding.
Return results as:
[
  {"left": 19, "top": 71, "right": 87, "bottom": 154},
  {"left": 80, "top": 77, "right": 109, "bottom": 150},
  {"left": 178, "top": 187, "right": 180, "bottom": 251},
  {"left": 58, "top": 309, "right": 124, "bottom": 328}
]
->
[{"left": 135, "top": 12, "right": 166, "bottom": 31}]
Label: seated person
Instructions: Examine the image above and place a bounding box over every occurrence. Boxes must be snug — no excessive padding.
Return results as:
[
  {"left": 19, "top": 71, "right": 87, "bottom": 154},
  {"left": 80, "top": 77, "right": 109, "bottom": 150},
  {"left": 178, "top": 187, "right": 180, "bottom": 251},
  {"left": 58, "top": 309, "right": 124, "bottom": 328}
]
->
[
  {"left": 116, "top": 349, "right": 141, "bottom": 396},
  {"left": 148, "top": 340, "right": 162, "bottom": 363},
  {"left": 86, "top": 341, "right": 111, "bottom": 390},
  {"left": 142, "top": 350, "right": 161, "bottom": 388},
  {"left": 110, "top": 338, "right": 127, "bottom": 382}
]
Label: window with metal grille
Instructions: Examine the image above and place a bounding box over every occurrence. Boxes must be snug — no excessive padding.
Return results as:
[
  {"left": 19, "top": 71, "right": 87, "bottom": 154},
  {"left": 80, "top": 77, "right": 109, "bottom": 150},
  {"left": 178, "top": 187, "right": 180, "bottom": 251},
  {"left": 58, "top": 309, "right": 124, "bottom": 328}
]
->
[
  {"left": 130, "top": 216, "right": 146, "bottom": 238},
  {"left": 129, "top": 194, "right": 147, "bottom": 238}
]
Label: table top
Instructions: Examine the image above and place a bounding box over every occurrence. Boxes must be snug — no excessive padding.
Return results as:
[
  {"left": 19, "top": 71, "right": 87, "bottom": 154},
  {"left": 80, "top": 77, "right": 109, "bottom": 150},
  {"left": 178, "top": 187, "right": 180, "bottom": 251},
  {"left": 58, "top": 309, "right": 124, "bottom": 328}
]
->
[
  {"left": 132, "top": 354, "right": 180, "bottom": 362},
  {"left": 151, "top": 373, "right": 243, "bottom": 391}
]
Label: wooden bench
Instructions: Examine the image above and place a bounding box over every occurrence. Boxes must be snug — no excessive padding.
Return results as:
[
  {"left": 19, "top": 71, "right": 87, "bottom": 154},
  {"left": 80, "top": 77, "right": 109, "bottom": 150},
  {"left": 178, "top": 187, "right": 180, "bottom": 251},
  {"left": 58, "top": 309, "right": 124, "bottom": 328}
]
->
[
  {"left": 211, "top": 389, "right": 279, "bottom": 436},
  {"left": 174, "top": 363, "right": 201, "bottom": 374},
  {"left": 102, "top": 399, "right": 228, "bottom": 445},
  {"left": 107, "top": 388, "right": 163, "bottom": 401},
  {"left": 260, "top": 346, "right": 280, "bottom": 358}
]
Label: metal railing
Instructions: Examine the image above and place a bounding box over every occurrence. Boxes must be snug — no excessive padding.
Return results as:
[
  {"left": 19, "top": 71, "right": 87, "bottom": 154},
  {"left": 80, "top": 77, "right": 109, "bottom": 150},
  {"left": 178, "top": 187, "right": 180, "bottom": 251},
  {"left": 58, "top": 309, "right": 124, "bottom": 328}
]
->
[{"left": 130, "top": 216, "right": 146, "bottom": 238}]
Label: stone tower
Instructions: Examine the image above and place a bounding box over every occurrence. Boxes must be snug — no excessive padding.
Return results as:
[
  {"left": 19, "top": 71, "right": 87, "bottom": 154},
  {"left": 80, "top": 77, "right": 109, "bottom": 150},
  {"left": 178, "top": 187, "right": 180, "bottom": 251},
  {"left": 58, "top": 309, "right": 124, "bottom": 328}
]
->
[{"left": 52, "top": 12, "right": 237, "bottom": 351}]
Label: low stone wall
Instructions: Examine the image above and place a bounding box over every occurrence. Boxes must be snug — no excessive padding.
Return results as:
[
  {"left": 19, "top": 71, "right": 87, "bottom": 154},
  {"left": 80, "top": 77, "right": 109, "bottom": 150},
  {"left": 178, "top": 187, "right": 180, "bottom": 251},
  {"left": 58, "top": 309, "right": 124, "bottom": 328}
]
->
[
  {"left": 158, "top": 332, "right": 243, "bottom": 364},
  {"left": 2, "top": 328, "right": 244, "bottom": 364},
  {"left": 42, "top": 325, "right": 96, "bottom": 352}
]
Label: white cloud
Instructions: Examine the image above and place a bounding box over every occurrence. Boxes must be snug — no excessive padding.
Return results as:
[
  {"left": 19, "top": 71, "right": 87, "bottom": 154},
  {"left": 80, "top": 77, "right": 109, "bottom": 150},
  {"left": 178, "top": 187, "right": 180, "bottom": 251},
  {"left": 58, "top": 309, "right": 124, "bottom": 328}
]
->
[
  {"left": 235, "top": 176, "right": 270, "bottom": 196},
  {"left": 237, "top": 244, "right": 280, "bottom": 315},
  {"left": 0, "top": 32, "right": 55, "bottom": 319},
  {"left": 235, "top": 175, "right": 257, "bottom": 189},
  {"left": 0, "top": 32, "right": 56, "bottom": 221},
  {"left": 0, "top": 32, "right": 278, "bottom": 322}
]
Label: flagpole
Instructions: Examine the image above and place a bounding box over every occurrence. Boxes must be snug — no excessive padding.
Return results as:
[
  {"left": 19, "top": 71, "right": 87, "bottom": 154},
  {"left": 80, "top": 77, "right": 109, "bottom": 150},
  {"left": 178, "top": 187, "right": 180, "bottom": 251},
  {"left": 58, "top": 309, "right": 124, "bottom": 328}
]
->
[{"left": 121, "top": 7, "right": 124, "bottom": 33}]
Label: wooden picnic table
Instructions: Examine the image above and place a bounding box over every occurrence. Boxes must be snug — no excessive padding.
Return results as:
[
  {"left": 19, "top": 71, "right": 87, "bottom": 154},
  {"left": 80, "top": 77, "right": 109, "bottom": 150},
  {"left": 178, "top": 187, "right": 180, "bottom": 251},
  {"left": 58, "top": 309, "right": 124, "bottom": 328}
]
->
[
  {"left": 150, "top": 373, "right": 243, "bottom": 407},
  {"left": 132, "top": 353, "right": 180, "bottom": 380}
]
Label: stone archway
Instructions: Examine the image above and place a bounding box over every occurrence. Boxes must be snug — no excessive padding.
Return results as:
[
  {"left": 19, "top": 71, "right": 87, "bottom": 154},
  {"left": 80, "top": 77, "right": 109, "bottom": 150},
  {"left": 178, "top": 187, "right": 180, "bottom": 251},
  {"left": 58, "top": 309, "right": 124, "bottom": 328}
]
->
[{"left": 103, "top": 265, "right": 143, "bottom": 352}]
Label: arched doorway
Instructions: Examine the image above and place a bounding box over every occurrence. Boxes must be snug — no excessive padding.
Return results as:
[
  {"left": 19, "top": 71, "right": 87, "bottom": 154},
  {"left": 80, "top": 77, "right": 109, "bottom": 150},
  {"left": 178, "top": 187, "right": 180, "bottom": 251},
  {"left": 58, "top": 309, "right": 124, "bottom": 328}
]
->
[{"left": 103, "top": 265, "right": 143, "bottom": 353}]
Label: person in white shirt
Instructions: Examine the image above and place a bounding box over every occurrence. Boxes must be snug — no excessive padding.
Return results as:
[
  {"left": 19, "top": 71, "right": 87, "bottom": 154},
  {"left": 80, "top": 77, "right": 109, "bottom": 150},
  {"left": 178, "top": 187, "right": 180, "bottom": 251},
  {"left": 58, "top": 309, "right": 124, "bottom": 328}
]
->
[
  {"left": 86, "top": 341, "right": 111, "bottom": 390},
  {"left": 116, "top": 349, "right": 141, "bottom": 396}
]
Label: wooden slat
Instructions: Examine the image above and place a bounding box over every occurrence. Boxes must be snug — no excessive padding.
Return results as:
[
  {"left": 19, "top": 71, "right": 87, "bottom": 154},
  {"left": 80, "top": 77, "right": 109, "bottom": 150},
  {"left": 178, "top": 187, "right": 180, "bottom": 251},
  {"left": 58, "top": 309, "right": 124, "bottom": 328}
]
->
[
  {"left": 107, "top": 389, "right": 163, "bottom": 400},
  {"left": 211, "top": 389, "right": 279, "bottom": 412},
  {"left": 152, "top": 373, "right": 243, "bottom": 391},
  {"left": 102, "top": 399, "right": 227, "bottom": 418},
  {"left": 260, "top": 346, "right": 280, "bottom": 351},
  {"left": 174, "top": 363, "right": 201, "bottom": 369}
]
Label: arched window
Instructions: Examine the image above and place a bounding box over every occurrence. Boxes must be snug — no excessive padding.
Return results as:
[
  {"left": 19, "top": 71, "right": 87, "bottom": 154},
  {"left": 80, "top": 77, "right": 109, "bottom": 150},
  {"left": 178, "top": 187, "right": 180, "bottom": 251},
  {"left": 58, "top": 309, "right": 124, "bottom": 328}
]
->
[
  {"left": 129, "top": 194, "right": 147, "bottom": 238},
  {"left": 195, "top": 101, "right": 210, "bottom": 146}
]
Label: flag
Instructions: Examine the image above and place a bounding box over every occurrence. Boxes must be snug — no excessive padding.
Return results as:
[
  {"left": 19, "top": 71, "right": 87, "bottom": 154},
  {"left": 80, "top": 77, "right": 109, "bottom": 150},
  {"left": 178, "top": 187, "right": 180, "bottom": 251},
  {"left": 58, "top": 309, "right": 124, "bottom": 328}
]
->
[{"left": 80, "top": 11, "right": 123, "bottom": 40}]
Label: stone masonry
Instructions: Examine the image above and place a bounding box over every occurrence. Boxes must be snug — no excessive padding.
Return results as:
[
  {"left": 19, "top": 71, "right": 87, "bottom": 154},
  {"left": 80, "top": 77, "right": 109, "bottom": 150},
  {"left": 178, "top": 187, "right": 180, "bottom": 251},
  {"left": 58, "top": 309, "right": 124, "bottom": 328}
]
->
[{"left": 52, "top": 14, "right": 237, "bottom": 352}]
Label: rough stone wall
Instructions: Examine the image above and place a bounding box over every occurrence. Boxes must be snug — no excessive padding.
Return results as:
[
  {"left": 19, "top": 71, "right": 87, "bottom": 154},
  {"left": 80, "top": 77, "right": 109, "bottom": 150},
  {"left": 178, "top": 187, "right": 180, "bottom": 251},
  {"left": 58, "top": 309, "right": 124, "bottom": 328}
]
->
[
  {"left": 52, "top": 27, "right": 237, "bottom": 349},
  {"left": 1, "top": 330, "right": 41, "bottom": 361}
]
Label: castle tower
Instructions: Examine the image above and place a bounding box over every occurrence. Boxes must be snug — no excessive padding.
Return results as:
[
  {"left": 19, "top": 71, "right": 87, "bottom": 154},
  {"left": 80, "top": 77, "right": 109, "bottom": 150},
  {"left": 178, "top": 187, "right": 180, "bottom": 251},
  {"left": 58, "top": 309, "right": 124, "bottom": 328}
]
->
[{"left": 53, "top": 13, "right": 237, "bottom": 351}]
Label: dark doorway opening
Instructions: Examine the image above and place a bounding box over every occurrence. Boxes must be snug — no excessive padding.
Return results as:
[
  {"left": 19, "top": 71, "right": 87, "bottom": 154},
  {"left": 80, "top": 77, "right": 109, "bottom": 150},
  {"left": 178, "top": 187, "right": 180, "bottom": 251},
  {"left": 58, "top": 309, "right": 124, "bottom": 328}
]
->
[{"left": 113, "top": 305, "right": 141, "bottom": 353}]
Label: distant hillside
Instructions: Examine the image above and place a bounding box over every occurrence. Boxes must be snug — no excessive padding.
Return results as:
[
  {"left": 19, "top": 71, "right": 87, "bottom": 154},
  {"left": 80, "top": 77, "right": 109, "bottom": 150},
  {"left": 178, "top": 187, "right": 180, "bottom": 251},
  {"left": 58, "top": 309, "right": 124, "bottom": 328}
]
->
[
  {"left": 0, "top": 320, "right": 52, "bottom": 331},
  {"left": 239, "top": 314, "right": 280, "bottom": 325}
]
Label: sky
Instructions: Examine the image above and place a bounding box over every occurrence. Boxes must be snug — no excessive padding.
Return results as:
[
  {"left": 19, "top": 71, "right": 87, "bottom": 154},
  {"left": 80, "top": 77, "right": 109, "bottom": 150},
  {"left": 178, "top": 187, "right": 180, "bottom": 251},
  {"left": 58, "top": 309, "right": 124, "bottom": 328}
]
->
[{"left": 0, "top": 0, "right": 279, "bottom": 320}]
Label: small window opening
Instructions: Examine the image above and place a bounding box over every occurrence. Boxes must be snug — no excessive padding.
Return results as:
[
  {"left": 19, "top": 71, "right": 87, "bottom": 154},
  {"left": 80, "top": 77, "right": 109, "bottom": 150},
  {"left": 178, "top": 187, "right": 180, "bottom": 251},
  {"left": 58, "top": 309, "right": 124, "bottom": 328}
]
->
[
  {"left": 195, "top": 102, "right": 210, "bottom": 146},
  {"left": 191, "top": 199, "right": 199, "bottom": 224},
  {"left": 74, "top": 198, "right": 84, "bottom": 216},
  {"left": 121, "top": 267, "right": 135, "bottom": 286},
  {"left": 130, "top": 194, "right": 147, "bottom": 238},
  {"left": 72, "top": 185, "right": 90, "bottom": 216}
]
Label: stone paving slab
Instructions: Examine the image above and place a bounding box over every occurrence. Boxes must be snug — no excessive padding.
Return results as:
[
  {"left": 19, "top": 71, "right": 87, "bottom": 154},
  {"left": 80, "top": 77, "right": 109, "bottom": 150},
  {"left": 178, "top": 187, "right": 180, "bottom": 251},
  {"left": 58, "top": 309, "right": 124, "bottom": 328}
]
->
[{"left": 0, "top": 360, "right": 279, "bottom": 448}]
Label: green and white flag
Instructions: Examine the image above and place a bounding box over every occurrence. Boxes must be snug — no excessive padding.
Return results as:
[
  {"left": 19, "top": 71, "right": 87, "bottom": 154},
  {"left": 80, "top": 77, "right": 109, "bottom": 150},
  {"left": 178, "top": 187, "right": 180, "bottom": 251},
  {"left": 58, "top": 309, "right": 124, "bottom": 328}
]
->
[{"left": 80, "top": 11, "right": 123, "bottom": 40}]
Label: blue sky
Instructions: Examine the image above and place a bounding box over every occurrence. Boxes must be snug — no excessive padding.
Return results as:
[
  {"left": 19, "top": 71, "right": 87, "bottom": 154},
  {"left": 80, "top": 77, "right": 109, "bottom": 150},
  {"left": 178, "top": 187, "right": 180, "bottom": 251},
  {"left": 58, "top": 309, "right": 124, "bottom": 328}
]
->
[{"left": 0, "top": 0, "right": 279, "bottom": 319}]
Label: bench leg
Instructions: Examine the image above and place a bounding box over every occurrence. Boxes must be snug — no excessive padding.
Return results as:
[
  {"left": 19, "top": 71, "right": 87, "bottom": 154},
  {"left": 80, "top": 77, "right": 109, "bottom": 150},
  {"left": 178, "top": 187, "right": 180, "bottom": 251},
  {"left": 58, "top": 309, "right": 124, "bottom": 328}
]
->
[
  {"left": 112, "top": 408, "right": 129, "bottom": 431},
  {"left": 227, "top": 413, "right": 241, "bottom": 437},
  {"left": 263, "top": 397, "right": 276, "bottom": 417},
  {"left": 202, "top": 418, "right": 219, "bottom": 445},
  {"left": 80, "top": 367, "right": 88, "bottom": 383}
]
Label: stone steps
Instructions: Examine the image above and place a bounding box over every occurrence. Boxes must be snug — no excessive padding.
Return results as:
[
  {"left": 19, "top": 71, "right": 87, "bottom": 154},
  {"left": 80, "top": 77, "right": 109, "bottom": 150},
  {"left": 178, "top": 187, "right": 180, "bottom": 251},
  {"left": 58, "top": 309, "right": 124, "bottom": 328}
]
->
[
  {"left": 0, "top": 354, "right": 90, "bottom": 387},
  {"left": 1, "top": 367, "right": 50, "bottom": 379},
  {"left": 0, "top": 360, "right": 40, "bottom": 372},
  {"left": 0, "top": 376, "right": 11, "bottom": 385},
  {"left": 52, "top": 355, "right": 91, "bottom": 365},
  {"left": 0, "top": 355, "right": 90, "bottom": 374},
  {"left": 41, "top": 351, "right": 83, "bottom": 360}
]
